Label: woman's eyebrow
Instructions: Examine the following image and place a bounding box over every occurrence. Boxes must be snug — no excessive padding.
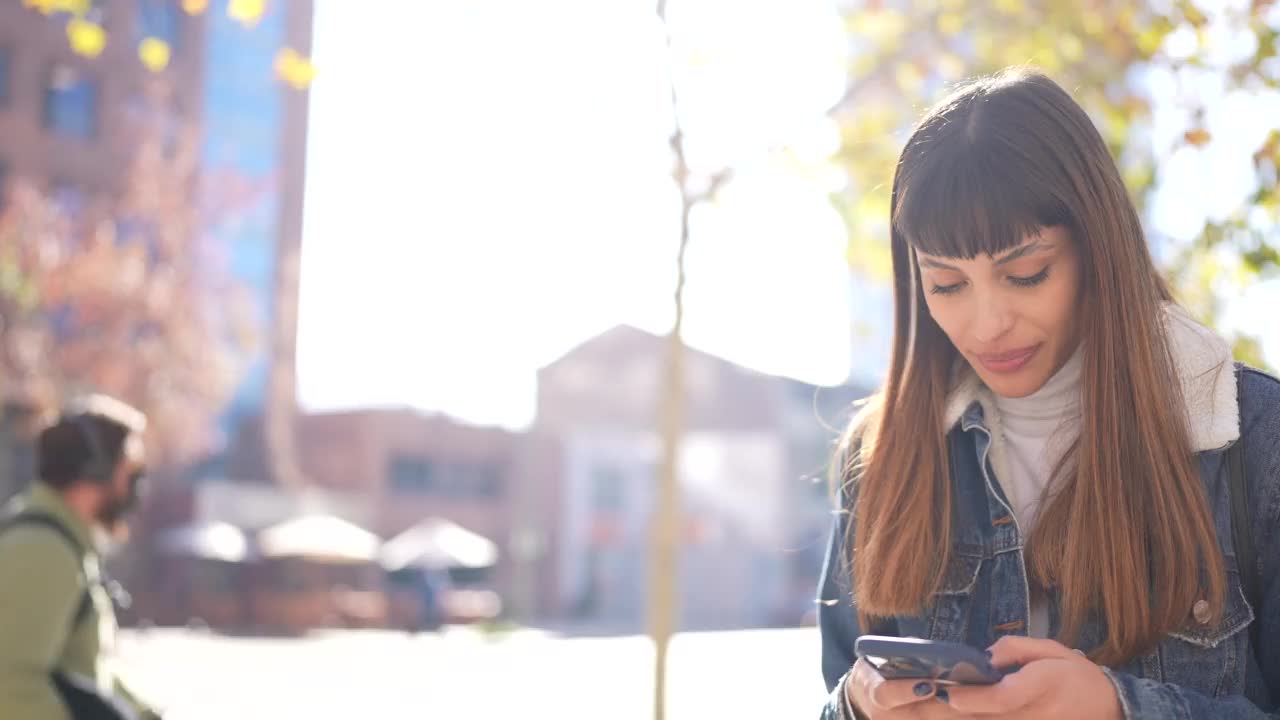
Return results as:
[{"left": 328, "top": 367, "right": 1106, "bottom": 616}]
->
[
  {"left": 917, "top": 241, "right": 1051, "bottom": 270},
  {"left": 994, "top": 240, "right": 1050, "bottom": 266},
  {"left": 917, "top": 256, "right": 960, "bottom": 271}
]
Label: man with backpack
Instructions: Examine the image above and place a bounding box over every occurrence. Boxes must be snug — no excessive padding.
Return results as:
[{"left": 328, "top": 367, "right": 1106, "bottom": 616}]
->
[{"left": 0, "top": 395, "right": 161, "bottom": 720}]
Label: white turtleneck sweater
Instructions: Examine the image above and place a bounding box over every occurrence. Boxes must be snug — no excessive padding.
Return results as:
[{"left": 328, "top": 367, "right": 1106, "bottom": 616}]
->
[{"left": 991, "top": 346, "right": 1083, "bottom": 637}]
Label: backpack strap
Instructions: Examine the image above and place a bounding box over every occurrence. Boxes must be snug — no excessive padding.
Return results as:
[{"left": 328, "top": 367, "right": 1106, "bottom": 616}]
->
[
  {"left": 0, "top": 513, "right": 95, "bottom": 630},
  {"left": 1226, "top": 363, "right": 1261, "bottom": 644}
]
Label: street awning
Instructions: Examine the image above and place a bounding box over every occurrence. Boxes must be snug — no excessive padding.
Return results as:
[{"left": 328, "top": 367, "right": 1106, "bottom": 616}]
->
[
  {"left": 257, "top": 514, "right": 381, "bottom": 564},
  {"left": 380, "top": 518, "right": 498, "bottom": 571}
]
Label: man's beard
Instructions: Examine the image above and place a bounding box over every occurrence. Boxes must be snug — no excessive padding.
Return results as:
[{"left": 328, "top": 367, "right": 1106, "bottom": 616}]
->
[{"left": 96, "top": 473, "right": 144, "bottom": 535}]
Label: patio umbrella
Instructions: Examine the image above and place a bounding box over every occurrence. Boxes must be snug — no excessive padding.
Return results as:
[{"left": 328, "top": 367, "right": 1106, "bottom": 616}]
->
[
  {"left": 257, "top": 514, "right": 381, "bottom": 563},
  {"left": 379, "top": 517, "right": 498, "bottom": 571}
]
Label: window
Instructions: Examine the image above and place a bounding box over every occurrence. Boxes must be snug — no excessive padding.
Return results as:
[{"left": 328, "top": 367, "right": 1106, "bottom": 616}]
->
[
  {"left": 445, "top": 464, "right": 504, "bottom": 499},
  {"left": 0, "top": 48, "right": 11, "bottom": 107},
  {"left": 474, "top": 466, "right": 503, "bottom": 499},
  {"left": 44, "top": 65, "right": 98, "bottom": 139},
  {"left": 138, "top": 0, "right": 181, "bottom": 52},
  {"left": 433, "top": 464, "right": 461, "bottom": 498},
  {"left": 388, "top": 455, "right": 434, "bottom": 494}
]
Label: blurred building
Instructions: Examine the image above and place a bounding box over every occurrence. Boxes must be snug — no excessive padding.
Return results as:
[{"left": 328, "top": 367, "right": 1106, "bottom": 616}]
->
[
  {"left": 0, "top": 0, "right": 312, "bottom": 488},
  {"left": 0, "top": 1, "right": 196, "bottom": 495},
  {"left": 210, "top": 409, "right": 515, "bottom": 534},
  {"left": 142, "top": 319, "right": 866, "bottom": 632},
  {"left": 0, "top": 0, "right": 200, "bottom": 195},
  {"left": 294, "top": 409, "right": 517, "bottom": 547},
  {"left": 144, "top": 406, "right": 513, "bottom": 633},
  {"left": 512, "top": 325, "right": 869, "bottom": 631},
  {"left": 0, "top": 2, "right": 314, "bottom": 615}
]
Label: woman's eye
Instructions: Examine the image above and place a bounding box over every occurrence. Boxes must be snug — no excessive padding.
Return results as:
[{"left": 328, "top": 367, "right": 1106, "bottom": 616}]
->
[
  {"left": 1009, "top": 267, "right": 1050, "bottom": 288},
  {"left": 929, "top": 281, "right": 965, "bottom": 296}
]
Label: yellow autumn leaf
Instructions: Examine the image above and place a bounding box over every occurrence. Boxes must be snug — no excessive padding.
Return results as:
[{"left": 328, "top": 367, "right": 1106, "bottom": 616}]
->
[
  {"left": 849, "top": 9, "right": 907, "bottom": 40},
  {"left": 66, "top": 18, "right": 107, "bottom": 59},
  {"left": 936, "top": 13, "right": 964, "bottom": 37},
  {"left": 1058, "top": 33, "right": 1084, "bottom": 63},
  {"left": 182, "top": 0, "right": 208, "bottom": 14},
  {"left": 1184, "top": 4, "right": 1207, "bottom": 27},
  {"left": 22, "top": 0, "right": 56, "bottom": 14},
  {"left": 1185, "top": 128, "right": 1212, "bottom": 146},
  {"left": 1136, "top": 26, "right": 1167, "bottom": 56},
  {"left": 894, "top": 62, "right": 924, "bottom": 95},
  {"left": 274, "top": 48, "right": 316, "bottom": 90},
  {"left": 973, "top": 31, "right": 995, "bottom": 60},
  {"left": 993, "top": 0, "right": 1023, "bottom": 16},
  {"left": 52, "top": 0, "right": 91, "bottom": 14},
  {"left": 139, "top": 37, "right": 171, "bottom": 72},
  {"left": 1080, "top": 10, "right": 1106, "bottom": 38},
  {"left": 1032, "top": 44, "right": 1062, "bottom": 72},
  {"left": 228, "top": 0, "right": 265, "bottom": 27}
]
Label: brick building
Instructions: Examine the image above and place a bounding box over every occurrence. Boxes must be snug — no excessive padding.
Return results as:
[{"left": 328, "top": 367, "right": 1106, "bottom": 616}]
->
[
  {"left": 0, "top": 3, "right": 316, "bottom": 618},
  {"left": 294, "top": 409, "right": 517, "bottom": 543},
  {"left": 0, "top": 0, "right": 313, "bottom": 493},
  {"left": 194, "top": 409, "right": 516, "bottom": 603},
  {"left": 0, "top": 1, "right": 205, "bottom": 199}
]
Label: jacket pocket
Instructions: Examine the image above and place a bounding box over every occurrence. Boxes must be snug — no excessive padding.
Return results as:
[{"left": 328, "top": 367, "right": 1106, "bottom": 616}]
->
[
  {"left": 1160, "top": 566, "right": 1254, "bottom": 697},
  {"left": 927, "top": 548, "right": 985, "bottom": 642},
  {"left": 1166, "top": 577, "right": 1254, "bottom": 649},
  {"left": 934, "top": 549, "right": 983, "bottom": 596}
]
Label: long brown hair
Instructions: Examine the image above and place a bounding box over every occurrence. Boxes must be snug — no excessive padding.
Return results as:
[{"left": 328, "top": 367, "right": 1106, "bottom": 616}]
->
[{"left": 845, "top": 68, "right": 1225, "bottom": 665}]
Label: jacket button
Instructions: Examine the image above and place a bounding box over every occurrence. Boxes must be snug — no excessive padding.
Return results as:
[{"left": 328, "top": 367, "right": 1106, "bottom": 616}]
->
[{"left": 1192, "top": 599, "right": 1211, "bottom": 625}]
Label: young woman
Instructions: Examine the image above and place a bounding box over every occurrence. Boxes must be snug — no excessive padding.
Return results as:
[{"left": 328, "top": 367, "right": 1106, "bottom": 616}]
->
[{"left": 817, "top": 68, "right": 1280, "bottom": 719}]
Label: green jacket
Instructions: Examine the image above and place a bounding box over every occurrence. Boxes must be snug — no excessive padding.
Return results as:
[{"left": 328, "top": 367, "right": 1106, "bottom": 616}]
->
[{"left": 0, "top": 483, "right": 156, "bottom": 720}]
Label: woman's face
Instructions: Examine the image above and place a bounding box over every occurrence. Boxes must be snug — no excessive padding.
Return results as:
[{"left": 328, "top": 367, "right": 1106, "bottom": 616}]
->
[{"left": 916, "top": 225, "right": 1082, "bottom": 398}]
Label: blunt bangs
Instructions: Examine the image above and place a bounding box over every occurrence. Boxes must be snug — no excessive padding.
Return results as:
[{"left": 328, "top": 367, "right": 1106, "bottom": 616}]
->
[{"left": 892, "top": 122, "right": 1074, "bottom": 260}]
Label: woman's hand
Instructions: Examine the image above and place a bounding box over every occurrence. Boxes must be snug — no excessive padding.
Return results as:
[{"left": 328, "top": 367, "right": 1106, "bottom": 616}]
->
[
  {"left": 945, "top": 637, "right": 1123, "bottom": 719},
  {"left": 846, "top": 658, "right": 974, "bottom": 719}
]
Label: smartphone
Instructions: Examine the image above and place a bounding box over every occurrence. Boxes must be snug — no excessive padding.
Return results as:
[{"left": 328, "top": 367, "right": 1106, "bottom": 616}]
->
[{"left": 854, "top": 635, "right": 1005, "bottom": 686}]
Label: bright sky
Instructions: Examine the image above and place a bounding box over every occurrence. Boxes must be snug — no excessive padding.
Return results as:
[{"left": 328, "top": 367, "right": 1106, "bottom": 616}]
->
[
  {"left": 296, "top": 0, "right": 859, "bottom": 429},
  {"left": 296, "top": 0, "right": 1280, "bottom": 431}
]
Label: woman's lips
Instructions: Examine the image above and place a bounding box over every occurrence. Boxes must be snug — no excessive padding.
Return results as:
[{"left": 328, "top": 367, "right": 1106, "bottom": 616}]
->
[{"left": 975, "top": 344, "right": 1041, "bottom": 373}]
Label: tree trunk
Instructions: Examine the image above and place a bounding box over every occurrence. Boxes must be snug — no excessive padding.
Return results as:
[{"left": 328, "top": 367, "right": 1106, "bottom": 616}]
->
[{"left": 649, "top": 190, "right": 690, "bottom": 720}]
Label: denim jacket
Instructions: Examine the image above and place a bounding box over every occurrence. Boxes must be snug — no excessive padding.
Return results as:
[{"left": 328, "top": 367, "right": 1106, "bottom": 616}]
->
[{"left": 817, "top": 364, "right": 1280, "bottom": 719}]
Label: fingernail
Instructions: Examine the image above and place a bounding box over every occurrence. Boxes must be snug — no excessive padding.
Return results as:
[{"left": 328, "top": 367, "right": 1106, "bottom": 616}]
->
[
  {"left": 936, "top": 688, "right": 950, "bottom": 704},
  {"left": 913, "top": 681, "right": 933, "bottom": 697}
]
